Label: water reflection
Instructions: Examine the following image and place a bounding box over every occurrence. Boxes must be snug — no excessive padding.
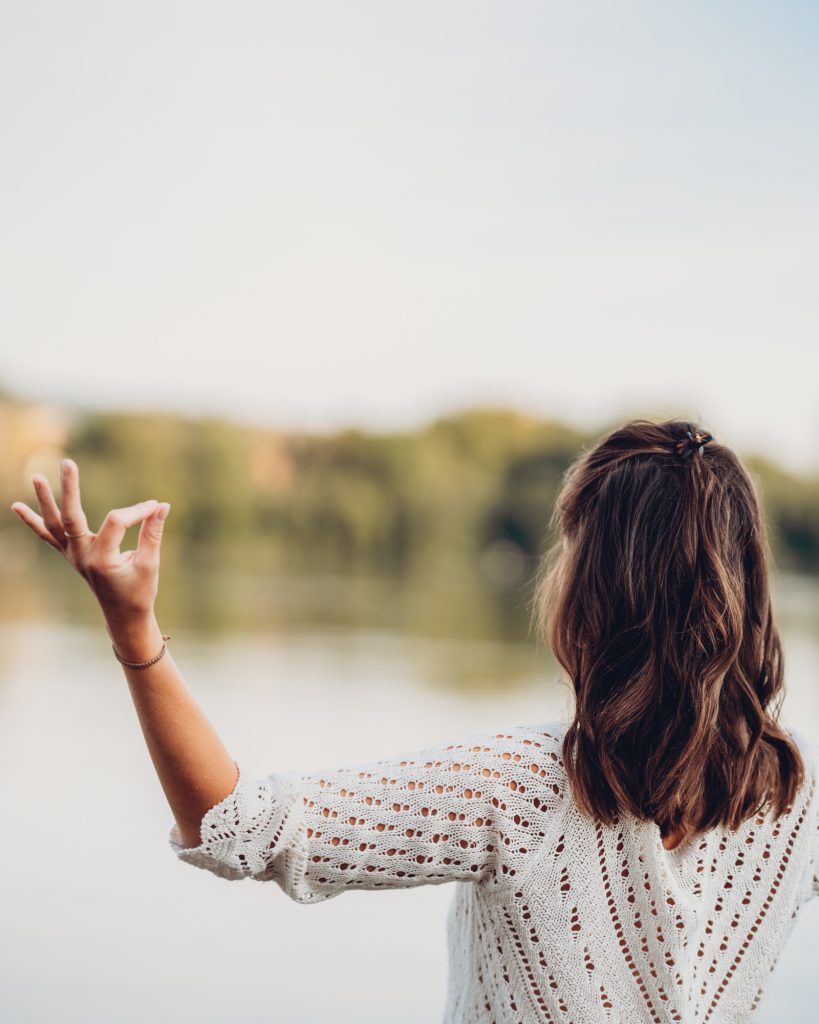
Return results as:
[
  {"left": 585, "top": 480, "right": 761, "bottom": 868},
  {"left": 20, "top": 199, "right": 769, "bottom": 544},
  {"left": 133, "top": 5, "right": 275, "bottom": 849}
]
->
[
  {"left": 1, "top": 563, "right": 818, "bottom": 1022},
  {"left": 0, "top": 537, "right": 547, "bottom": 639}
]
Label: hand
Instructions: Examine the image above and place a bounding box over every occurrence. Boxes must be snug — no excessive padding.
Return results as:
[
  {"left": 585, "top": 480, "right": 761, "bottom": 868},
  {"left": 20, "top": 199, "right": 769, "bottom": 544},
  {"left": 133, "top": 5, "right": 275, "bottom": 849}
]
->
[{"left": 10, "top": 458, "right": 171, "bottom": 622}]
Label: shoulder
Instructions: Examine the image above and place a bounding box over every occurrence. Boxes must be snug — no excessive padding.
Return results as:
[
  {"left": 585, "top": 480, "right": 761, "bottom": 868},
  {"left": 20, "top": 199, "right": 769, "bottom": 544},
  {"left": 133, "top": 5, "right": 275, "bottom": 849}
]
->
[
  {"left": 447, "top": 719, "right": 568, "bottom": 761},
  {"left": 386, "top": 718, "right": 569, "bottom": 764},
  {"left": 462, "top": 719, "right": 570, "bottom": 808},
  {"left": 483, "top": 718, "right": 569, "bottom": 761},
  {"left": 466, "top": 718, "right": 569, "bottom": 746},
  {"left": 472, "top": 718, "right": 568, "bottom": 759},
  {"left": 297, "top": 719, "right": 572, "bottom": 820}
]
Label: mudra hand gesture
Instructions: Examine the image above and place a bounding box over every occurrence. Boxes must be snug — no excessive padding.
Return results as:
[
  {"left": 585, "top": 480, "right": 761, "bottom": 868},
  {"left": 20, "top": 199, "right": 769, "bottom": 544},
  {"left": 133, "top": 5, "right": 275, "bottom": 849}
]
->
[
  {"left": 10, "top": 458, "right": 171, "bottom": 624},
  {"left": 11, "top": 458, "right": 237, "bottom": 849}
]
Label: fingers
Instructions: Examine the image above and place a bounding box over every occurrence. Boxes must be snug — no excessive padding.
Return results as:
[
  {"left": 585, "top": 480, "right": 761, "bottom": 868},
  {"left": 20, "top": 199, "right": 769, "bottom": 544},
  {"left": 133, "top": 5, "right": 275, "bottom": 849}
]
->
[
  {"left": 94, "top": 500, "right": 160, "bottom": 559},
  {"left": 31, "top": 473, "right": 69, "bottom": 545},
  {"left": 10, "top": 502, "right": 65, "bottom": 553},
  {"left": 59, "top": 459, "right": 91, "bottom": 542},
  {"left": 12, "top": 460, "right": 168, "bottom": 567},
  {"left": 136, "top": 502, "right": 171, "bottom": 566}
]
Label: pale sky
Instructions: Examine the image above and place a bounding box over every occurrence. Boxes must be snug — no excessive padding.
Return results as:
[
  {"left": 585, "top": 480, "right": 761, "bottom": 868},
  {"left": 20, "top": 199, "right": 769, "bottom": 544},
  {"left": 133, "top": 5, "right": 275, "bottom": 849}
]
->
[{"left": 2, "top": 2, "right": 818, "bottom": 473}]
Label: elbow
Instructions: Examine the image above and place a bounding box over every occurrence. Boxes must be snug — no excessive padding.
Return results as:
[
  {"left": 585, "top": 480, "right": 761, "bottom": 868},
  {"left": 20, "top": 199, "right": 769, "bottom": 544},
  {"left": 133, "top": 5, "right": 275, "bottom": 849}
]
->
[{"left": 174, "top": 821, "right": 204, "bottom": 851}]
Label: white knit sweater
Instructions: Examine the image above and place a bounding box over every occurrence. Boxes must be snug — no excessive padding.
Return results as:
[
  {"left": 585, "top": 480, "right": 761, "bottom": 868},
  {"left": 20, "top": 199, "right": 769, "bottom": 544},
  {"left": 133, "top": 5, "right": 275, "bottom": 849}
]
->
[{"left": 169, "top": 718, "right": 819, "bottom": 1023}]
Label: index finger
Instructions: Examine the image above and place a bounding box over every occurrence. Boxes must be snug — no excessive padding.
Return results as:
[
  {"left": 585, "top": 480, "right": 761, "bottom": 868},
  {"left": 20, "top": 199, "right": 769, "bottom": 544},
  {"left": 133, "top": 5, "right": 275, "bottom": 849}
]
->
[{"left": 94, "top": 500, "right": 160, "bottom": 558}]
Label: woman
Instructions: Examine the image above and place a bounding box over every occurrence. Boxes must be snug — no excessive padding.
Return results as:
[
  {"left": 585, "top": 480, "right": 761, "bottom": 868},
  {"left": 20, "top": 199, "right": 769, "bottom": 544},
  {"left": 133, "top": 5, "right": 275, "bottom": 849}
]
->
[{"left": 11, "top": 417, "right": 819, "bottom": 1023}]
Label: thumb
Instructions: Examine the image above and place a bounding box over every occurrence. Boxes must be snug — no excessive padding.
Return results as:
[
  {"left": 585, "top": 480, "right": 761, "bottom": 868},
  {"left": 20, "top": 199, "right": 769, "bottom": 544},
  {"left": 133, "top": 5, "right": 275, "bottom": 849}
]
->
[{"left": 137, "top": 502, "right": 170, "bottom": 561}]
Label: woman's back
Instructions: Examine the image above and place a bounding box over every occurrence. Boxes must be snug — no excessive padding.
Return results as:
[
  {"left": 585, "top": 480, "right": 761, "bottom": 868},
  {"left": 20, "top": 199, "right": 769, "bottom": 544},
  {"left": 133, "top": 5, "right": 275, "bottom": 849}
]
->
[
  {"left": 170, "top": 716, "right": 819, "bottom": 1023},
  {"left": 450, "top": 719, "right": 818, "bottom": 1024},
  {"left": 442, "top": 719, "right": 819, "bottom": 1024}
]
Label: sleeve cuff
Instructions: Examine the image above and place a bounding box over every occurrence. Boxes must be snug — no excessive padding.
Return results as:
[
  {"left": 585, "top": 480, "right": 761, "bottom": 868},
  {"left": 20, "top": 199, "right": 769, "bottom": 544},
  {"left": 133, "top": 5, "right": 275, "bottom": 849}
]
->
[{"left": 168, "top": 763, "right": 305, "bottom": 882}]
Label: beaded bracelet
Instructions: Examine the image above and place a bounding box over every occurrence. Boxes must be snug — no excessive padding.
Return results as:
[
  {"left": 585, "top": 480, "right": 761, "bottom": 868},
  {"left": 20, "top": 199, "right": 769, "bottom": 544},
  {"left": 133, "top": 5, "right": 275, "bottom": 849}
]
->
[{"left": 111, "top": 634, "right": 172, "bottom": 669}]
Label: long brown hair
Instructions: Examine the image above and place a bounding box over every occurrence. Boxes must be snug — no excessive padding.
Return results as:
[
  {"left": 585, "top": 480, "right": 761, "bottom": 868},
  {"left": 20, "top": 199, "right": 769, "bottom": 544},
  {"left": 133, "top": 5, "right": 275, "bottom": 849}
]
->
[{"left": 530, "top": 418, "right": 804, "bottom": 840}]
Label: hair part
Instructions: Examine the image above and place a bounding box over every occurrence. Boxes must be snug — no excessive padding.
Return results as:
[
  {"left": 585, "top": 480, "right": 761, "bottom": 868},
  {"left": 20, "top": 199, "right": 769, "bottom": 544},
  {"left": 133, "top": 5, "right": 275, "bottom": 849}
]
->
[{"left": 530, "top": 418, "right": 804, "bottom": 840}]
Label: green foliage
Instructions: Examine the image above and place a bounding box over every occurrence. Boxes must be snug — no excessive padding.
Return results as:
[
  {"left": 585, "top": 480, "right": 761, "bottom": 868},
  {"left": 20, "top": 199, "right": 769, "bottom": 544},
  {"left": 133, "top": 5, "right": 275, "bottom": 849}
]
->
[
  {"left": 3, "top": 392, "right": 818, "bottom": 580},
  {"left": 746, "top": 454, "right": 819, "bottom": 572}
]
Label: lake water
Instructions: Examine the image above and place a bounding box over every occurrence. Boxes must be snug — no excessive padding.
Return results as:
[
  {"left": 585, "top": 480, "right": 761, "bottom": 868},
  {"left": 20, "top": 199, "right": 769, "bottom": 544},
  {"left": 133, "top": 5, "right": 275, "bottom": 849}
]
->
[{"left": 1, "top": 566, "right": 818, "bottom": 1022}]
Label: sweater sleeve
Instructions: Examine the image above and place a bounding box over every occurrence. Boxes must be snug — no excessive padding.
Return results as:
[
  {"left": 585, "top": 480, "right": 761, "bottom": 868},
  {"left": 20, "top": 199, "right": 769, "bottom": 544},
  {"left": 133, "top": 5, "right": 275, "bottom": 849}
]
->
[{"left": 167, "top": 722, "right": 567, "bottom": 903}]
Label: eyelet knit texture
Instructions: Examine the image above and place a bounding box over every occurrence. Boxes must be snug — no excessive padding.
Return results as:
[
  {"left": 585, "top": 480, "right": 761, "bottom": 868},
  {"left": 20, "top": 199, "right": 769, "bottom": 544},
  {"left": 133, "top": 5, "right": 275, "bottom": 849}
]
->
[{"left": 169, "top": 719, "right": 819, "bottom": 1023}]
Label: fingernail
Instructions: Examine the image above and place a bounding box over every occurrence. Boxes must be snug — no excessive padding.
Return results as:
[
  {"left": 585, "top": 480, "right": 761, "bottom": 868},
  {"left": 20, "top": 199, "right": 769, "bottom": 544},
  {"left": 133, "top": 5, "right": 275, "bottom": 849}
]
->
[
  {"left": 61, "top": 459, "right": 68, "bottom": 475},
  {"left": 157, "top": 503, "right": 171, "bottom": 520}
]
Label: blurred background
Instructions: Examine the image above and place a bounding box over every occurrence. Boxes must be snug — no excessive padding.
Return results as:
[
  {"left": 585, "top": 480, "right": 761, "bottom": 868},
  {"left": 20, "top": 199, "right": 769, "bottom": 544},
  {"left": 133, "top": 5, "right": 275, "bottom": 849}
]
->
[{"left": 1, "top": 2, "right": 818, "bottom": 1022}]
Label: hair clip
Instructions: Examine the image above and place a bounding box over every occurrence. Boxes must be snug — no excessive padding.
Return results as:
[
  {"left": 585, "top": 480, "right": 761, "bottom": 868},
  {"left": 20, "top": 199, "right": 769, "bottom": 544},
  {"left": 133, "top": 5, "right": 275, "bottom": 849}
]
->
[{"left": 676, "top": 430, "right": 714, "bottom": 460}]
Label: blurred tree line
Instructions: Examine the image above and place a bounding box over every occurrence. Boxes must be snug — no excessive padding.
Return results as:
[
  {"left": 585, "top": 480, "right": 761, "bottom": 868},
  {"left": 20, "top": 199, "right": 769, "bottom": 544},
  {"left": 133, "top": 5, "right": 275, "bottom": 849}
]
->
[
  {"left": 4, "top": 394, "right": 819, "bottom": 583},
  {"left": 57, "top": 407, "right": 587, "bottom": 579}
]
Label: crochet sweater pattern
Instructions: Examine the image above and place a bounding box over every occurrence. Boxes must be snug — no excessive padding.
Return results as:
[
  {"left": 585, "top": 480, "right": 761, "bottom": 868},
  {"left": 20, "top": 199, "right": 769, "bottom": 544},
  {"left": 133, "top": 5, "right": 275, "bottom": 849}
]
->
[{"left": 168, "top": 718, "right": 819, "bottom": 1023}]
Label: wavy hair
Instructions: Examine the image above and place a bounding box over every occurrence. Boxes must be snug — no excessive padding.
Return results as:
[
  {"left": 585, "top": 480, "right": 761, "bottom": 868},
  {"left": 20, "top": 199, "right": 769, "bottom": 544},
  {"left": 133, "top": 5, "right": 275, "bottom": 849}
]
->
[{"left": 530, "top": 418, "right": 803, "bottom": 841}]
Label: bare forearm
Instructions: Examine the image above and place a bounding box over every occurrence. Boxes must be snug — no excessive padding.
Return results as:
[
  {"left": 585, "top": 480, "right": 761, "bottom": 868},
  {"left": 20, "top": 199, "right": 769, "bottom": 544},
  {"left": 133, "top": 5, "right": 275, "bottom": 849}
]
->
[{"left": 105, "top": 611, "right": 239, "bottom": 850}]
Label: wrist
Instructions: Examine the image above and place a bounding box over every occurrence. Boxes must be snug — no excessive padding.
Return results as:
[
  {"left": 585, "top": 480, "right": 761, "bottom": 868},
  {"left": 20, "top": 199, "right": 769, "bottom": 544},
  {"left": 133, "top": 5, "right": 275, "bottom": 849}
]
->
[{"left": 105, "top": 614, "right": 165, "bottom": 664}]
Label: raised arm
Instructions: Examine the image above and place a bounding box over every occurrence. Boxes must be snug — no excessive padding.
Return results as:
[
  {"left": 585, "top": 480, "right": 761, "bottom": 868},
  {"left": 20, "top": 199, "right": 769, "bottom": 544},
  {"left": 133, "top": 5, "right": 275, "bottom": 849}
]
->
[{"left": 10, "top": 458, "right": 238, "bottom": 848}]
